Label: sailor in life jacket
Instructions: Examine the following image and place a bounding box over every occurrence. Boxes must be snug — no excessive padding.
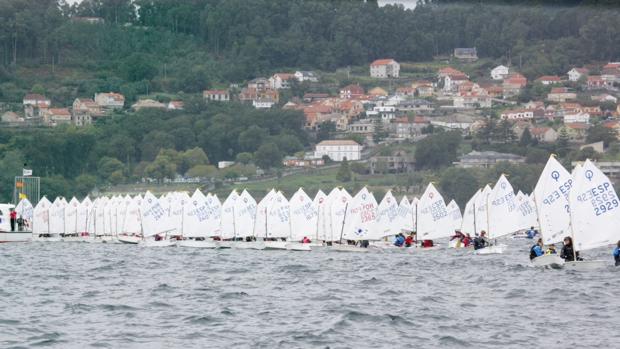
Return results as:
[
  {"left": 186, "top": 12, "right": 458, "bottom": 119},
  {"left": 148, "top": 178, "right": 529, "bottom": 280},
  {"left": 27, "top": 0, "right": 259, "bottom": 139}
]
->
[
  {"left": 613, "top": 240, "right": 620, "bottom": 267},
  {"left": 545, "top": 244, "right": 557, "bottom": 255},
  {"left": 529, "top": 238, "right": 544, "bottom": 260}
]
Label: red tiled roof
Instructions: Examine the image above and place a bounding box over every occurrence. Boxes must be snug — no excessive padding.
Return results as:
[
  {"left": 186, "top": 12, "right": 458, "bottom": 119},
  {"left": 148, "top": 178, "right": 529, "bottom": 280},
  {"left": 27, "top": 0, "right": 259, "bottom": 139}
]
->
[
  {"left": 371, "top": 59, "right": 397, "bottom": 66},
  {"left": 536, "top": 75, "right": 561, "bottom": 82},
  {"left": 23, "top": 93, "right": 48, "bottom": 101},
  {"left": 47, "top": 108, "right": 70, "bottom": 116},
  {"left": 317, "top": 140, "right": 360, "bottom": 146},
  {"left": 550, "top": 87, "right": 570, "bottom": 93}
]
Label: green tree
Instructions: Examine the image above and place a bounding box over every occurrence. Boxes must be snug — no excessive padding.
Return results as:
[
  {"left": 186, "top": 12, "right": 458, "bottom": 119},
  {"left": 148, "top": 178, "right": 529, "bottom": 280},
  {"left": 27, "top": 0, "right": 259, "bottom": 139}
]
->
[
  {"left": 235, "top": 152, "right": 253, "bottom": 164},
  {"left": 586, "top": 124, "right": 617, "bottom": 147},
  {"left": 556, "top": 128, "right": 571, "bottom": 157},
  {"left": 317, "top": 121, "right": 336, "bottom": 142},
  {"left": 97, "top": 157, "right": 124, "bottom": 181},
  {"left": 414, "top": 131, "right": 462, "bottom": 169},
  {"left": 254, "top": 143, "right": 283, "bottom": 169},
  {"left": 187, "top": 164, "right": 217, "bottom": 178},
  {"left": 440, "top": 167, "right": 479, "bottom": 208},
  {"left": 181, "top": 147, "right": 209, "bottom": 174},
  {"left": 373, "top": 119, "right": 388, "bottom": 144},
  {"left": 336, "top": 158, "right": 352, "bottom": 182},
  {"left": 519, "top": 127, "right": 534, "bottom": 147},
  {"left": 74, "top": 174, "right": 97, "bottom": 197},
  {"left": 120, "top": 53, "right": 157, "bottom": 82},
  {"left": 145, "top": 152, "right": 177, "bottom": 182}
]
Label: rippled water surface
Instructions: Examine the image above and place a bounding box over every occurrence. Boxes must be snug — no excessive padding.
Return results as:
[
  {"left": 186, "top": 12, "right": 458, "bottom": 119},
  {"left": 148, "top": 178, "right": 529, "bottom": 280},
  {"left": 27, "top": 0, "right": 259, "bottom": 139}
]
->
[{"left": 1, "top": 239, "right": 619, "bottom": 348}]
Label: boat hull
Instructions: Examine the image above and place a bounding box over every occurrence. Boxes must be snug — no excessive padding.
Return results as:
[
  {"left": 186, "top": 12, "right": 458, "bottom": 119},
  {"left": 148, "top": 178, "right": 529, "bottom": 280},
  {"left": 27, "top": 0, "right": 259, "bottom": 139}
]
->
[
  {"left": 564, "top": 260, "right": 608, "bottom": 271},
  {"left": 177, "top": 239, "right": 217, "bottom": 249},
  {"left": 118, "top": 235, "right": 141, "bottom": 244},
  {"left": 0, "top": 230, "right": 32, "bottom": 243},
  {"left": 285, "top": 242, "right": 312, "bottom": 251},
  {"left": 474, "top": 244, "right": 507, "bottom": 255},
  {"left": 232, "top": 241, "right": 265, "bottom": 250},
  {"left": 330, "top": 245, "right": 370, "bottom": 253},
  {"left": 264, "top": 241, "right": 288, "bottom": 250},
  {"left": 139, "top": 239, "right": 175, "bottom": 247},
  {"left": 531, "top": 254, "right": 565, "bottom": 269}
]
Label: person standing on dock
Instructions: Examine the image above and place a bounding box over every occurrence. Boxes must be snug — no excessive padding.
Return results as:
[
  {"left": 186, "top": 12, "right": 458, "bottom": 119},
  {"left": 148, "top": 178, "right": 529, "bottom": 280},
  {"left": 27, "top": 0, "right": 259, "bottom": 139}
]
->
[{"left": 9, "top": 208, "right": 17, "bottom": 232}]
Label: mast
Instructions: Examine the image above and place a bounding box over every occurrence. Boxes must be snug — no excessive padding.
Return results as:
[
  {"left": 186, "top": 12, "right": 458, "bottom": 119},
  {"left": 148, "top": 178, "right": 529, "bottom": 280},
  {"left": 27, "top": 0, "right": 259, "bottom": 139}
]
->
[
  {"left": 264, "top": 207, "right": 268, "bottom": 240},
  {"left": 232, "top": 205, "right": 237, "bottom": 241},
  {"left": 338, "top": 203, "right": 349, "bottom": 244},
  {"left": 473, "top": 201, "right": 477, "bottom": 236},
  {"left": 315, "top": 203, "right": 320, "bottom": 243}
]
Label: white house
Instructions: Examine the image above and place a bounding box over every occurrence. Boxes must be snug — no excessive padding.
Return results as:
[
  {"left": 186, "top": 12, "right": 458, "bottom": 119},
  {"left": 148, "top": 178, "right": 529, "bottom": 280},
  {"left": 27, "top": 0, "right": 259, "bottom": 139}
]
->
[
  {"left": 370, "top": 59, "right": 400, "bottom": 78},
  {"left": 567, "top": 68, "right": 588, "bottom": 82},
  {"left": 203, "top": 89, "right": 230, "bottom": 102},
  {"left": 564, "top": 111, "right": 590, "bottom": 124},
  {"left": 268, "top": 73, "right": 295, "bottom": 89},
  {"left": 500, "top": 109, "right": 534, "bottom": 120},
  {"left": 491, "top": 65, "right": 510, "bottom": 80},
  {"left": 94, "top": 92, "right": 125, "bottom": 109},
  {"left": 252, "top": 98, "right": 275, "bottom": 109},
  {"left": 294, "top": 71, "right": 318, "bottom": 82},
  {"left": 314, "top": 140, "right": 362, "bottom": 161}
]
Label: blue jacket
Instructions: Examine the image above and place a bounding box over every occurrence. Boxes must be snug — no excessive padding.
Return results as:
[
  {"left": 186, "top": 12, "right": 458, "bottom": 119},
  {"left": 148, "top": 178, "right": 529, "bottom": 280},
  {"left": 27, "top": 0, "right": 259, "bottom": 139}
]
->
[
  {"left": 530, "top": 245, "right": 544, "bottom": 260},
  {"left": 526, "top": 229, "right": 537, "bottom": 239},
  {"left": 394, "top": 236, "right": 405, "bottom": 247},
  {"left": 613, "top": 247, "right": 620, "bottom": 257}
]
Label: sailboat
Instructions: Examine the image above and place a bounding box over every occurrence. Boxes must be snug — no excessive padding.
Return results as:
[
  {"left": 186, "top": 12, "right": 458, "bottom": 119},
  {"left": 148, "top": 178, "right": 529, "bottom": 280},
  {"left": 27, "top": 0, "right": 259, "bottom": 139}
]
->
[
  {"left": 264, "top": 191, "right": 290, "bottom": 250},
  {"left": 139, "top": 191, "right": 175, "bottom": 247},
  {"left": 49, "top": 197, "right": 66, "bottom": 241},
  {"left": 178, "top": 190, "right": 218, "bottom": 248},
  {"left": 477, "top": 175, "right": 519, "bottom": 255},
  {"left": 287, "top": 188, "right": 314, "bottom": 251},
  {"left": 232, "top": 189, "right": 262, "bottom": 249},
  {"left": 566, "top": 159, "right": 619, "bottom": 270},
  {"left": 328, "top": 188, "right": 353, "bottom": 251},
  {"left": 446, "top": 200, "right": 463, "bottom": 248},
  {"left": 313, "top": 189, "right": 329, "bottom": 247},
  {"left": 32, "top": 197, "right": 56, "bottom": 241},
  {"left": 372, "top": 191, "right": 402, "bottom": 249},
  {"left": 0, "top": 199, "right": 33, "bottom": 243},
  {"left": 335, "top": 187, "right": 377, "bottom": 252},
  {"left": 117, "top": 195, "right": 142, "bottom": 244},
  {"left": 62, "top": 197, "right": 80, "bottom": 242},
  {"left": 220, "top": 190, "right": 239, "bottom": 248},
  {"left": 416, "top": 183, "right": 452, "bottom": 250},
  {"left": 254, "top": 189, "right": 281, "bottom": 249},
  {"left": 460, "top": 189, "right": 480, "bottom": 237}
]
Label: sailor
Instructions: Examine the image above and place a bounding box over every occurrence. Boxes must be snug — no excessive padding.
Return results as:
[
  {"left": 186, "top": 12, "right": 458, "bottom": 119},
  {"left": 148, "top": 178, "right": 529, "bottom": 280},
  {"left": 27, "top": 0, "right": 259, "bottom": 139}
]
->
[
  {"left": 17, "top": 215, "right": 24, "bottom": 231},
  {"left": 560, "top": 236, "right": 581, "bottom": 262},
  {"left": 404, "top": 233, "right": 414, "bottom": 248},
  {"left": 462, "top": 234, "right": 471, "bottom": 247},
  {"left": 421, "top": 239, "right": 434, "bottom": 248},
  {"left": 529, "top": 238, "right": 544, "bottom": 260},
  {"left": 545, "top": 244, "right": 557, "bottom": 255},
  {"left": 526, "top": 226, "right": 538, "bottom": 239},
  {"left": 394, "top": 233, "right": 405, "bottom": 247},
  {"left": 9, "top": 208, "right": 17, "bottom": 232},
  {"left": 359, "top": 240, "right": 370, "bottom": 248},
  {"left": 613, "top": 241, "right": 620, "bottom": 266},
  {"left": 302, "top": 236, "right": 311, "bottom": 244},
  {"left": 473, "top": 231, "right": 489, "bottom": 250}
]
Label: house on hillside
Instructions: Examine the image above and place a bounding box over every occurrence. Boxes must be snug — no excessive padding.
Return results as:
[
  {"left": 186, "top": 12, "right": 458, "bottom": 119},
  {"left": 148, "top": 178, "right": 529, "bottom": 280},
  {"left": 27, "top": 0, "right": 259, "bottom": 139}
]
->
[
  {"left": 314, "top": 140, "right": 362, "bottom": 161},
  {"left": 23, "top": 93, "right": 50, "bottom": 119},
  {"left": 1, "top": 111, "right": 25, "bottom": 126},
  {"left": 369, "top": 150, "right": 415, "bottom": 174},
  {"left": 130, "top": 99, "right": 166, "bottom": 111},
  {"left": 547, "top": 87, "right": 576, "bottom": 102},
  {"left": 437, "top": 67, "right": 470, "bottom": 93},
  {"left": 44, "top": 108, "right": 71, "bottom": 126},
  {"left": 454, "top": 151, "right": 525, "bottom": 168},
  {"left": 500, "top": 109, "right": 534, "bottom": 120},
  {"left": 167, "top": 101, "right": 184, "bottom": 110},
  {"left": 454, "top": 48, "right": 478, "bottom": 61},
  {"left": 339, "top": 84, "right": 365, "bottom": 99},
  {"left": 491, "top": 65, "right": 510, "bottom": 80},
  {"left": 94, "top": 92, "right": 125, "bottom": 110},
  {"left": 586, "top": 75, "right": 610, "bottom": 90},
  {"left": 502, "top": 73, "right": 527, "bottom": 97},
  {"left": 203, "top": 89, "right": 230, "bottom": 102},
  {"left": 269, "top": 73, "right": 295, "bottom": 89},
  {"left": 294, "top": 71, "right": 318, "bottom": 82},
  {"left": 563, "top": 111, "right": 590, "bottom": 124},
  {"left": 568, "top": 68, "right": 589, "bottom": 82},
  {"left": 370, "top": 59, "right": 400, "bottom": 78},
  {"left": 536, "top": 76, "right": 562, "bottom": 85},
  {"left": 252, "top": 97, "right": 275, "bottom": 109},
  {"left": 530, "top": 127, "right": 558, "bottom": 143}
]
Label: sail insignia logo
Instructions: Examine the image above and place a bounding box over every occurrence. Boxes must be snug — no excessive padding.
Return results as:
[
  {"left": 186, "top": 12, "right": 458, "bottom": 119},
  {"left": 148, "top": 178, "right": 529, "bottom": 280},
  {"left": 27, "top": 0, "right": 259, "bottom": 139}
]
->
[
  {"left": 585, "top": 170, "right": 594, "bottom": 181},
  {"left": 551, "top": 171, "right": 560, "bottom": 181}
]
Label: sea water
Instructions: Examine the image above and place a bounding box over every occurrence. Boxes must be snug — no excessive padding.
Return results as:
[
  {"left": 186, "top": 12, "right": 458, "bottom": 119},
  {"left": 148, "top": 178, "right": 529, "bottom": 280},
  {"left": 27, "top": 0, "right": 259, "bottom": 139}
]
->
[{"left": 1, "top": 239, "right": 618, "bottom": 348}]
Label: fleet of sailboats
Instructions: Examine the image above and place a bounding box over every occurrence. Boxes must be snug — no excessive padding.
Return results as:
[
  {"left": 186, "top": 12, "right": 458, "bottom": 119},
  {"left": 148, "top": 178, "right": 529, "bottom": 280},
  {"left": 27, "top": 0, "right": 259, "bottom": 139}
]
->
[{"left": 4, "top": 156, "right": 619, "bottom": 269}]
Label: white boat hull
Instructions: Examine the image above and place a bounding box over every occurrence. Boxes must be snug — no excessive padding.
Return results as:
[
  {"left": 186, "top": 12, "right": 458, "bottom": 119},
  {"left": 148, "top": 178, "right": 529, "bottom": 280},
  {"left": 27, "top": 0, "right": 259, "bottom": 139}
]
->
[
  {"left": 60, "top": 235, "right": 82, "bottom": 243},
  {"left": 285, "top": 242, "right": 312, "bottom": 251},
  {"left": 264, "top": 240, "right": 288, "bottom": 250},
  {"left": 531, "top": 254, "right": 565, "bottom": 269},
  {"left": 330, "top": 244, "right": 370, "bottom": 253},
  {"left": 178, "top": 239, "right": 217, "bottom": 249},
  {"left": 564, "top": 260, "right": 608, "bottom": 271},
  {"left": 118, "top": 235, "right": 141, "bottom": 244},
  {"left": 475, "top": 244, "right": 507, "bottom": 255},
  {"left": 0, "top": 231, "right": 32, "bottom": 243},
  {"left": 139, "top": 239, "right": 175, "bottom": 247},
  {"left": 232, "top": 241, "right": 265, "bottom": 250}
]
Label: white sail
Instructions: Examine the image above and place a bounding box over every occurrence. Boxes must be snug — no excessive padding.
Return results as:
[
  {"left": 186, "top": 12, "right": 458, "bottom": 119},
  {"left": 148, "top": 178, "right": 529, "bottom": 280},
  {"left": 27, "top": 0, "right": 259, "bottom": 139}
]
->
[
  {"left": 515, "top": 191, "right": 537, "bottom": 231},
  {"left": 171, "top": 192, "right": 188, "bottom": 235},
  {"left": 460, "top": 189, "right": 480, "bottom": 235},
  {"left": 569, "top": 159, "right": 620, "bottom": 251},
  {"left": 254, "top": 189, "right": 277, "bottom": 238},
  {"left": 116, "top": 195, "right": 131, "bottom": 234},
  {"left": 220, "top": 190, "right": 239, "bottom": 239},
  {"left": 182, "top": 190, "right": 209, "bottom": 238},
  {"left": 314, "top": 190, "right": 330, "bottom": 241},
  {"left": 395, "top": 196, "right": 414, "bottom": 233},
  {"left": 417, "top": 183, "right": 452, "bottom": 240},
  {"left": 140, "top": 191, "right": 174, "bottom": 237},
  {"left": 122, "top": 195, "right": 142, "bottom": 235},
  {"left": 343, "top": 187, "right": 378, "bottom": 240},
  {"left": 446, "top": 200, "right": 462, "bottom": 232},
  {"left": 15, "top": 198, "right": 34, "bottom": 222},
  {"left": 329, "top": 188, "right": 352, "bottom": 242},
  {"left": 49, "top": 197, "right": 66, "bottom": 235},
  {"left": 289, "top": 188, "right": 318, "bottom": 241},
  {"left": 204, "top": 194, "right": 222, "bottom": 237},
  {"left": 64, "top": 197, "right": 79, "bottom": 234},
  {"left": 76, "top": 197, "right": 92, "bottom": 233},
  {"left": 487, "top": 175, "right": 520, "bottom": 239},
  {"left": 33, "top": 197, "right": 52, "bottom": 235},
  {"left": 375, "top": 191, "right": 400, "bottom": 238},
  {"left": 233, "top": 189, "right": 257, "bottom": 238},
  {"left": 266, "top": 191, "right": 291, "bottom": 239},
  {"left": 474, "top": 185, "right": 492, "bottom": 234},
  {"left": 533, "top": 156, "right": 573, "bottom": 245}
]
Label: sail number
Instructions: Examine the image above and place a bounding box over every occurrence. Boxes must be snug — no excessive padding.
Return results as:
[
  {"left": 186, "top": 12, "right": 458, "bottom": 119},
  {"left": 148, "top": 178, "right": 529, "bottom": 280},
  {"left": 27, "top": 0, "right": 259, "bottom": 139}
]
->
[{"left": 575, "top": 182, "right": 619, "bottom": 216}]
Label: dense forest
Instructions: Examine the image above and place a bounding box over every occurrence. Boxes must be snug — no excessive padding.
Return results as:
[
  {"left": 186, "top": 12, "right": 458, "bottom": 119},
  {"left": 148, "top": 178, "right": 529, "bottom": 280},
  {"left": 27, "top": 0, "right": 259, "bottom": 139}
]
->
[{"left": 0, "top": 0, "right": 619, "bottom": 201}]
